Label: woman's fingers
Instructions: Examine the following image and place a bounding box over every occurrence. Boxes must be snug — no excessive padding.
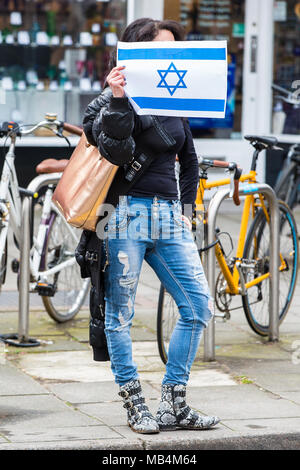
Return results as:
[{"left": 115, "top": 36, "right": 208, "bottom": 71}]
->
[
  {"left": 113, "top": 65, "right": 126, "bottom": 71},
  {"left": 107, "top": 66, "right": 126, "bottom": 80},
  {"left": 107, "top": 72, "right": 126, "bottom": 86},
  {"left": 108, "top": 69, "right": 125, "bottom": 79},
  {"left": 110, "top": 77, "right": 126, "bottom": 87},
  {"left": 106, "top": 66, "right": 126, "bottom": 97},
  {"left": 108, "top": 74, "right": 125, "bottom": 85}
]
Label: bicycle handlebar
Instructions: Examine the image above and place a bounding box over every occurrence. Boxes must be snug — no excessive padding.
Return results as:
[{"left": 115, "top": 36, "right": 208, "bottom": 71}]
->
[
  {"left": 62, "top": 122, "right": 83, "bottom": 136},
  {"left": 0, "top": 113, "right": 83, "bottom": 139},
  {"left": 272, "top": 83, "right": 300, "bottom": 106},
  {"left": 199, "top": 157, "right": 242, "bottom": 206}
]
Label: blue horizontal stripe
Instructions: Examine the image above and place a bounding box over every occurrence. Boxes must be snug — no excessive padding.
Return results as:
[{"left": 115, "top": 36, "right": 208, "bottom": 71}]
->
[
  {"left": 118, "top": 48, "right": 226, "bottom": 61},
  {"left": 132, "top": 97, "right": 226, "bottom": 112}
]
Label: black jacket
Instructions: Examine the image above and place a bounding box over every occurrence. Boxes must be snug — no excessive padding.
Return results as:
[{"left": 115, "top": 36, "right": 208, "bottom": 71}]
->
[
  {"left": 83, "top": 87, "right": 136, "bottom": 166},
  {"left": 76, "top": 87, "right": 183, "bottom": 361}
]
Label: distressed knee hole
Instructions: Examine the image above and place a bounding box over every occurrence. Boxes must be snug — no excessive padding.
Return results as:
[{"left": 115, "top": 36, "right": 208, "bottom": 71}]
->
[
  {"left": 118, "top": 251, "right": 130, "bottom": 276},
  {"left": 117, "top": 309, "right": 132, "bottom": 330},
  {"left": 119, "top": 276, "right": 137, "bottom": 289}
]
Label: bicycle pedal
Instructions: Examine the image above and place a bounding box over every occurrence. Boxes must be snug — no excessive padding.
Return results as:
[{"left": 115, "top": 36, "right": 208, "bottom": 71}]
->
[
  {"left": 11, "top": 258, "right": 19, "bottom": 273},
  {"left": 36, "top": 282, "right": 56, "bottom": 297}
]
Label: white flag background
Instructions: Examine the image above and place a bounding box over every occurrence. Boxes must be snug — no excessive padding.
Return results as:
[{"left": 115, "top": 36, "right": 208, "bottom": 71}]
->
[{"left": 117, "top": 40, "right": 228, "bottom": 118}]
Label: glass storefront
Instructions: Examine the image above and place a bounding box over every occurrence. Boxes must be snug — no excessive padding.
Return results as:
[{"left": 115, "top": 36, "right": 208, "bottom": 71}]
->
[
  {"left": 164, "top": 0, "right": 245, "bottom": 140},
  {"left": 0, "top": 0, "right": 127, "bottom": 127},
  {"left": 272, "top": 0, "right": 300, "bottom": 135}
]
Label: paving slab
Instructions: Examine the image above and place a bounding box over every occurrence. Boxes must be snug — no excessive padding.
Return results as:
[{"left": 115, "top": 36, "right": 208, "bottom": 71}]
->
[
  {"left": 0, "top": 437, "right": 144, "bottom": 450},
  {"left": 0, "top": 424, "right": 122, "bottom": 444},
  {"left": 22, "top": 338, "right": 91, "bottom": 354},
  {"left": 217, "top": 357, "right": 300, "bottom": 393},
  {"left": 78, "top": 402, "right": 132, "bottom": 427},
  {"left": 66, "top": 328, "right": 89, "bottom": 343},
  {"left": 17, "top": 350, "right": 115, "bottom": 383},
  {"left": 0, "top": 394, "right": 100, "bottom": 428},
  {"left": 214, "top": 326, "right": 259, "bottom": 345},
  {"left": 215, "top": 342, "right": 292, "bottom": 361},
  {"left": 139, "top": 368, "right": 237, "bottom": 387},
  {"left": 112, "top": 422, "right": 234, "bottom": 444},
  {"left": 132, "top": 341, "right": 160, "bottom": 357},
  {"left": 0, "top": 362, "right": 49, "bottom": 396},
  {"left": 274, "top": 392, "right": 300, "bottom": 404},
  {"left": 183, "top": 385, "right": 300, "bottom": 420},
  {"left": 221, "top": 417, "right": 300, "bottom": 435},
  {"left": 131, "top": 325, "right": 157, "bottom": 341},
  {"left": 46, "top": 380, "right": 160, "bottom": 404}
]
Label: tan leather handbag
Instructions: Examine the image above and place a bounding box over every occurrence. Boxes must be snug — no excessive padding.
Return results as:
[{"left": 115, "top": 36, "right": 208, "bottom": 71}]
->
[{"left": 52, "top": 132, "right": 118, "bottom": 231}]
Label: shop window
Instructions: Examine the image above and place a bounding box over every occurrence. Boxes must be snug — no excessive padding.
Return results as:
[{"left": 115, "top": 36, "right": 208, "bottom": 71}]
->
[
  {"left": 272, "top": 0, "right": 300, "bottom": 135},
  {"left": 0, "top": 0, "right": 127, "bottom": 128},
  {"left": 164, "top": 0, "right": 245, "bottom": 139}
]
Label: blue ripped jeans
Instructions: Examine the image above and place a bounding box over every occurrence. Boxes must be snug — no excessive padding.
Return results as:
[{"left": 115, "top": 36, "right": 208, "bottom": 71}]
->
[{"left": 101, "top": 195, "right": 213, "bottom": 386}]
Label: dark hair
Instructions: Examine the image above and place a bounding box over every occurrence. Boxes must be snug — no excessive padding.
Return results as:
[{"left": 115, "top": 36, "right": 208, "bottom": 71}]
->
[
  {"left": 135, "top": 19, "right": 185, "bottom": 42},
  {"left": 106, "top": 18, "right": 186, "bottom": 75}
]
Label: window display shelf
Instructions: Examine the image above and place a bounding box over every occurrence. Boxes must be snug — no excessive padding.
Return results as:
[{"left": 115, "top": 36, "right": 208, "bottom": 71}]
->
[
  {"left": 0, "top": 88, "right": 99, "bottom": 127},
  {"left": 0, "top": 135, "right": 80, "bottom": 147},
  {"left": 0, "top": 0, "right": 127, "bottom": 135},
  {"left": 0, "top": 43, "right": 111, "bottom": 48}
]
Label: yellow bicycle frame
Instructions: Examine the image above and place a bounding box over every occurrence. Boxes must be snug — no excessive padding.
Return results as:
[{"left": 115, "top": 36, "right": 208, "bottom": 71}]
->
[{"left": 195, "top": 170, "right": 286, "bottom": 296}]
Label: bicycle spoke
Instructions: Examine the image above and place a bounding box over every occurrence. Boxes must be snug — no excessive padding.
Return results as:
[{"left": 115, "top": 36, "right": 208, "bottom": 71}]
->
[
  {"left": 243, "top": 201, "right": 298, "bottom": 335},
  {"left": 42, "top": 212, "right": 89, "bottom": 322}
]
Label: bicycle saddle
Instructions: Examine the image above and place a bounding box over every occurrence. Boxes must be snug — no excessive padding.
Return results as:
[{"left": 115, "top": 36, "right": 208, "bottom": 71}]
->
[
  {"left": 36, "top": 158, "right": 69, "bottom": 174},
  {"left": 244, "top": 135, "right": 278, "bottom": 148}
]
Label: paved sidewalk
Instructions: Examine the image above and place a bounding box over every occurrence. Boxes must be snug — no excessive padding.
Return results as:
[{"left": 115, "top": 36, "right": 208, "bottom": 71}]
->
[{"left": 0, "top": 207, "right": 300, "bottom": 450}]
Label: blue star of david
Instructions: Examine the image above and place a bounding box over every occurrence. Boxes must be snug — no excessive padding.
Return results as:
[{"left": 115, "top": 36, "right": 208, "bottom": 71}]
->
[{"left": 157, "top": 62, "right": 187, "bottom": 96}]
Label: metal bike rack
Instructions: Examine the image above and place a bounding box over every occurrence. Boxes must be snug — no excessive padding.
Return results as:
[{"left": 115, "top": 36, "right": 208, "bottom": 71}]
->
[
  {"left": 203, "top": 183, "right": 280, "bottom": 362},
  {"left": 8, "top": 173, "right": 61, "bottom": 347}
]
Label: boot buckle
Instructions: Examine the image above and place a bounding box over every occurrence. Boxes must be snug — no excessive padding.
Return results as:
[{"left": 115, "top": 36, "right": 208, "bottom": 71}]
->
[
  {"left": 134, "top": 411, "right": 142, "bottom": 422},
  {"left": 119, "top": 390, "right": 129, "bottom": 398}
]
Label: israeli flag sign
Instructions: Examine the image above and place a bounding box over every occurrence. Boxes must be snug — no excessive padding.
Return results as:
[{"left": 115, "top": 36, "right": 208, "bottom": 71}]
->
[{"left": 117, "top": 40, "right": 228, "bottom": 118}]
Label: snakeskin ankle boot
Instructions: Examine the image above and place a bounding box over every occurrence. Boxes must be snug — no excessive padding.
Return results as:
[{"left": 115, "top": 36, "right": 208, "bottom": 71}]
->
[
  {"left": 156, "top": 384, "right": 220, "bottom": 431},
  {"left": 118, "top": 379, "right": 160, "bottom": 434}
]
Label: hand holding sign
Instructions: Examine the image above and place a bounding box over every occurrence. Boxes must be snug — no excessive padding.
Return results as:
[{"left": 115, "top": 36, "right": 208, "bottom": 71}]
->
[
  {"left": 106, "top": 65, "right": 126, "bottom": 98},
  {"left": 117, "top": 40, "right": 228, "bottom": 118}
]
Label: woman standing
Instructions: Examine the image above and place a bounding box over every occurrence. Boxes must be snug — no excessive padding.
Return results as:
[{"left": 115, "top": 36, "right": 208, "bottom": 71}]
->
[{"left": 82, "top": 18, "right": 220, "bottom": 434}]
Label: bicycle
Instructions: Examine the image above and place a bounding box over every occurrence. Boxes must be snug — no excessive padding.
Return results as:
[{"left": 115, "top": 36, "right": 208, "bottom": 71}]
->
[
  {"left": 274, "top": 143, "right": 300, "bottom": 209},
  {"left": 272, "top": 83, "right": 300, "bottom": 208},
  {"left": 157, "top": 135, "right": 299, "bottom": 364},
  {"left": 272, "top": 83, "right": 300, "bottom": 135},
  {"left": 0, "top": 114, "right": 90, "bottom": 324}
]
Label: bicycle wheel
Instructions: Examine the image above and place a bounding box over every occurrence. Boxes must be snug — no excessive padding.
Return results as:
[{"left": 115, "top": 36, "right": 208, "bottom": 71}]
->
[
  {"left": 275, "top": 161, "right": 299, "bottom": 209},
  {"left": 242, "top": 200, "right": 299, "bottom": 336},
  {"left": 157, "top": 283, "right": 180, "bottom": 364},
  {"left": 41, "top": 210, "right": 90, "bottom": 323}
]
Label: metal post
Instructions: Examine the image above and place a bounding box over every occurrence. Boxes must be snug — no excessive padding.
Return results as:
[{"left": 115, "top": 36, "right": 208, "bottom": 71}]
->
[
  {"left": 203, "top": 211, "right": 216, "bottom": 361},
  {"left": 18, "top": 195, "right": 32, "bottom": 344},
  {"left": 268, "top": 191, "right": 280, "bottom": 341},
  {"left": 203, "top": 183, "right": 279, "bottom": 361},
  {"left": 7, "top": 173, "right": 62, "bottom": 347}
]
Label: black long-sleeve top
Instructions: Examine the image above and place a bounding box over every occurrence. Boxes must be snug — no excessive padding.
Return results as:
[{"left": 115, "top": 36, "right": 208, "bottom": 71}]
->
[
  {"left": 83, "top": 90, "right": 199, "bottom": 216},
  {"left": 128, "top": 115, "right": 199, "bottom": 213}
]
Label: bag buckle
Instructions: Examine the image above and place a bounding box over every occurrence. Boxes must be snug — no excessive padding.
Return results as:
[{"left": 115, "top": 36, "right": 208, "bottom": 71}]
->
[
  {"left": 132, "top": 161, "right": 141, "bottom": 171},
  {"left": 85, "top": 251, "right": 98, "bottom": 263}
]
